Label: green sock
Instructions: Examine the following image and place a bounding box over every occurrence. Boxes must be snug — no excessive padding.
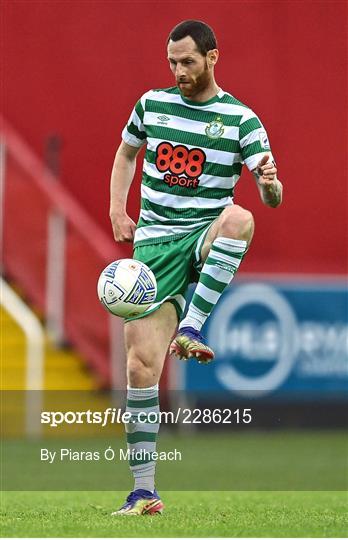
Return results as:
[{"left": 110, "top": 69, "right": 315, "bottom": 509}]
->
[
  {"left": 180, "top": 236, "right": 248, "bottom": 331},
  {"left": 125, "top": 384, "right": 159, "bottom": 493}
]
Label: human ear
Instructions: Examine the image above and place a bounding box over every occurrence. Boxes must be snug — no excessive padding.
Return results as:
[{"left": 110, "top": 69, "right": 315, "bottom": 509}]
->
[{"left": 207, "top": 49, "right": 219, "bottom": 66}]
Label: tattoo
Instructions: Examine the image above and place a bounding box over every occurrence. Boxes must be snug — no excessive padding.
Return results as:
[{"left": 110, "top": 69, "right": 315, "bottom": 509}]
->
[{"left": 261, "top": 180, "right": 282, "bottom": 207}]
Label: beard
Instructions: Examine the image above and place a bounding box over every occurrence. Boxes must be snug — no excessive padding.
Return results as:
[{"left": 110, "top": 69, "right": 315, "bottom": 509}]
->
[{"left": 177, "top": 60, "right": 210, "bottom": 99}]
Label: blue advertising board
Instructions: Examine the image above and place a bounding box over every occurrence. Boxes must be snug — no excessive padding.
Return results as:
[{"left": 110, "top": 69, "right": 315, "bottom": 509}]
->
[{"left": 183, "top": 280, "right": 348, "bottom": 398}]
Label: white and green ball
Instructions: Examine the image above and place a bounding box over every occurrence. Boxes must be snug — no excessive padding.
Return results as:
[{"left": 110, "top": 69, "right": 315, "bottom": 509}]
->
[{"left": 97, "top": 259, "right": 157, "bottom": 318}]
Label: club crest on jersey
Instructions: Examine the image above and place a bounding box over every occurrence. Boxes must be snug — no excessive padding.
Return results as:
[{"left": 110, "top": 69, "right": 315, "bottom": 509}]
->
[{"left": 205, "top": 117, "right": 224, "bottom": 139}]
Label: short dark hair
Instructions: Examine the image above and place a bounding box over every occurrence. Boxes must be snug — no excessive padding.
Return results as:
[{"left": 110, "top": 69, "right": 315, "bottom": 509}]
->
[{"left": 167, "top": 20, "right": 217, "bottom": 56}]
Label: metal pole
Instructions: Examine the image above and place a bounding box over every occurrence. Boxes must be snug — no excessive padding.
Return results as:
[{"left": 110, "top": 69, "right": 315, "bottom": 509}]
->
[{"left": 44, "top": 135, "right": 66, "bottom": 345}]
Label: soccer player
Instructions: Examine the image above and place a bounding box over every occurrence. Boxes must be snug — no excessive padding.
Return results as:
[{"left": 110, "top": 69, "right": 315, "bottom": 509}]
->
[{"left": 109, "top": 20, "right": 282, "bottom": 515}]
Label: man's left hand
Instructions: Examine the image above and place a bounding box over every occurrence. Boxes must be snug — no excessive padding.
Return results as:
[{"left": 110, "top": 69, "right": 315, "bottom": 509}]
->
[
  {"left": 256, "top": 155, "right": 277, "bottom": 185},
  {"left": 254, "top": 154, "right": 283, "bottom": 207}
]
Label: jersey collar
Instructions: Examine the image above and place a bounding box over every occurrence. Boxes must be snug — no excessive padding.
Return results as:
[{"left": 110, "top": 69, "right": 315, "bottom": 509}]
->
[{"left": 179, "top": 88, "right": 224, "bottom": 107}]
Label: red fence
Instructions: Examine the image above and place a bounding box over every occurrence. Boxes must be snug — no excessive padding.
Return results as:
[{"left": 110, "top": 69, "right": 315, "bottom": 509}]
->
[{"left": 1, "top": 118, "right": 127, "bottom": 385}]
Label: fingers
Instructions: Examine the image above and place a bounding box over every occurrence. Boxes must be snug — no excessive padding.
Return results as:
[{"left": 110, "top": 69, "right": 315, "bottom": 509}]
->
[
  {"left": 112, "top": 224, "right": 135, "bottom": 243},
  {"left": 115, "top": 233, "right": 133, "bottom": 243},
  {"left": 258, "top": 155, "right": 269, "bottom": 168},
  {"left": 257, "top": 156, "right": 277, "bottom": 181},
  {"left": 110, "top": 214, "right": 136, "bottom": 243},
  {"left": 257, "top": 155, "right": 269, "bottom": 177},
  {"left": 261, "top": 164, "right": 277, "bottom": 177},
  {"left": 113, "top": 233, "right": 133, "bottom": 243},
  {"left": 113, "top": 227, "right": 135, "bottom": 243}
]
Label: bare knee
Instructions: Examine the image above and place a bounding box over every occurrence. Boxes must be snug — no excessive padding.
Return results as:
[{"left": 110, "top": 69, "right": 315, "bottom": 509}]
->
[
  {"left": 217, "top": 205, "right": 254, "bottom": 242},
  {"left": 127, "top": 349, "right": 161, "bottom": 388},
  {"left": 124, "top": 303, "right": 178, "bottom": 388}
]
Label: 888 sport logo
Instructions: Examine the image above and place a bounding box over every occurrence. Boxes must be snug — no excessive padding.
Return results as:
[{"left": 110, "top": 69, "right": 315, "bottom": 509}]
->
[{"left": 155, "top": 142, "right": 206, "bottom": 189}]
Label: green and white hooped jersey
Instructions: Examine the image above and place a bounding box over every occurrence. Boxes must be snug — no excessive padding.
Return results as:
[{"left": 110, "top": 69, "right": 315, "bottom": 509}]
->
[{"left": 122, "top": 87, "right": 274, "bottom": 247}]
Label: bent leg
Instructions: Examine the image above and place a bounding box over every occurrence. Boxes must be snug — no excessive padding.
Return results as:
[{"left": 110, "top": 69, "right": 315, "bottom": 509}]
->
[
  {"left": 123, "top": 302, "right": 177, "bottom": 492},
  {"left": 178, "top": 206, "right": 254, "bottom": 345},
  {"left": 200, "top": 205, "right": 254, "bottom": 262}
]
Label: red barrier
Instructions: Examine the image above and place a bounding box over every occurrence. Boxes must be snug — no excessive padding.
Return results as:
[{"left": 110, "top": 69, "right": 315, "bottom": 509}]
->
[{"left": 1, "top": 117, "right": 127, "bottom": 385}]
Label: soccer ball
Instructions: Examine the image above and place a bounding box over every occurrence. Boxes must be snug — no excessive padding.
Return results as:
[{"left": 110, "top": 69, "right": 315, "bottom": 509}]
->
[{"left": 97, "top": 259, "right": 157, "bottom": 318}]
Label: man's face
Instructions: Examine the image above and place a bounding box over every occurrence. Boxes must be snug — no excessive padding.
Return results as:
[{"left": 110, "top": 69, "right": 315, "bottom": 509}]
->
[{"left": 167, "top": 36, "right": 213, "bottom": 99}]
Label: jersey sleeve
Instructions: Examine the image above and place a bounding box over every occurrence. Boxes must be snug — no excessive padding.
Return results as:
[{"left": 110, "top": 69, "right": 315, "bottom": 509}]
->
[
  {"left": 122, "top": 94, "right": 147, "bottom": 148},
  {"left": 239, "top": 109, "right": 275, "bottom": 171}
]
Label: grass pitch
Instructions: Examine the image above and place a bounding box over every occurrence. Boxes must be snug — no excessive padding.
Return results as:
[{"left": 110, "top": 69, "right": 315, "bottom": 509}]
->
[
  {"left": 1, "top": 490, "right": 347, "bottom": 537},
  {"left": 1, "top": 431, "right": 347, "bottom": 536},
  {"left": 3, "top": 431, "right": 347, "bottom": 491}
]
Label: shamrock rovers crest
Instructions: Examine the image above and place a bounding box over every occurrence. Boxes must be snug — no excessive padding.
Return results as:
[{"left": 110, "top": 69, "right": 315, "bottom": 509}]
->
[{"left": 205, "top": 117, "right": 224, "bottom": 139}]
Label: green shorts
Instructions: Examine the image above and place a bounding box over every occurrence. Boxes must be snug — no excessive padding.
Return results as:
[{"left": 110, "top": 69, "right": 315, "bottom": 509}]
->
[{"left": 126, "top": 222, "right": 214, "bottom": 323}]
